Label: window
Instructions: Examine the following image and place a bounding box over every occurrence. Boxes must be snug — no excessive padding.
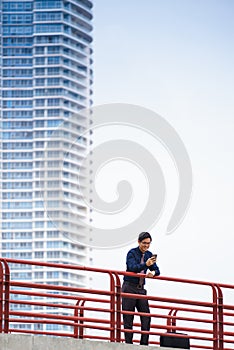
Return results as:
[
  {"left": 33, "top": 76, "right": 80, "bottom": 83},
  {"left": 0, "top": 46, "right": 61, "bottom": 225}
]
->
[
  {"left": 3, "top": 47, "right": 32, "bottom": 56},
  {"left": 47, "top": 251, "right": 60, "bottom": 258},
  {"left": 35, "top": 191, "right": 43, "bottom": 198},
  {"left": 3, "top": 79, "right": 32, "bottom": 88},
  {"left": 3, "top": 58, "right": 32, "bottom": 67},
  {"left": 3, "top": 150, "right": 32, "bottom": 160},
  {"left": 47, "top": 191, "right": 59, "bottom": 198},
  {"left": 47, "top": 46, "right": 60, "bottom": 54},
  {"left": 35, "top": 99, "right": 45, "bottom": 107},
  {"left": 35, "top": 12, "right": 62, "bottom": 22},
  {"left": 34, "top": 131, "right": 45, "bottom": 138},
  {"left": 48, "top": 67, "right": 60, "bottom": 75},
  {"left": 35, "top": 231, "right": 44, "bottom": 238},
  {"left": 35, "top": 78, "right": 45, "bottom": 86},
  {"left": 35, "top": 68, "right": 45, "bottom": 75},
  {"left": 47, "top": 120, "right": 61, "bottom": 127},
  {"left": 3, "top": 2, "right": 33, "bottom": 12},
  {"left": 47, "top": 171, "right": 59, "bottom": 177},
  {"left": 47, "top": 200, "right": 59, "bottom": 208},
  {"left": 48, "top": 56, "right": 60, "bottom": 65},
  {"left": 47, "top": 78, "right": 60, "bottom": 86},
  {"left": 3, "top": 90, "right": 33, "bottom": 98},
  {"left": 47, "top": 161, "right": 60, "bottom": 168},
  {"left": 2, "top": 172, "right": 32, "bottom": 180},
  {"left": 3, "top": 111, "right": 32, "bottom": 119},
  {"left": 3, "top": 25, "right": 33, "bottom": 35},
  {"left": 35, "top": 151, "right": 44, "bottom": 157},
  {"left": 36, "top": 35, "right": 60, "bottom": 44},
  {"left": 35, "top": 120, "right": 44, "bottom": 128},
  {"left": 47, "top": 109, "right": 61, "bottom": 117},
  {"left": 35, "top": 24, "right": 62, "bottom": 33},
  {"left": 35, "top": 47, "right": 44, "bottom": 54},
  {"left": 3, "top": 192, "right": 32, "bottom": 200},
  {"left": 47, "top": 271, "right": 59, "bottom": 278},
  {"left": 35, "top": 201, "right": 44, "bottom": 208},
  {"left": 35, "top": 110, "right": 45, "bottom": 117},
  {"left": 48, "top": 98, "right": 60, "bottom": 106},
  {"left": 35, "top": 1, "right": 62, "bottom": 10},
  {"left": 3, "top": 131, "right": 32, "bottom": 140},
  {"left": 2, "top": 212, "right": 32, "bottom": 220},
  {"left": 35, "top": 57, "right": 45, "bottom": 65},
  {"left": 3, "top": 37, "right": 33, "bottom": 46},
  {"left": 35, "top": 222, "right": 44, "bottom": 228},
  {"left": 3, "top": 121, "right": 32, "bottom": 130},
  {"left": 47, "top": 180, "right": 60, "bottom": 187},
  {"left": 35, "top": 161, "right": 44, "bottom": 167},
  {"left": 35, "top": 211, "right": 44, "bottom": 218},
  {"left": 3, "top": 69, "right": 32, "bottom": 77},
  {"left": 2, "top": 222, "right": 32, "bottom": 230},
  {"left": 3, "top": 100, "right": 33, "bottom": 109},
  {"left": 47, "top": 231, "right": 59, "bottom": 238},
  {"left": 35, "top": 242, "right": 43, "bottom": 248},
  {"left": 2, "top": 202, "right": 32, "bottom": 209},
  {"left": 35, "top": 252, "right": 44, "bottom": 258},
  {"left": 35, "top": 141, "right": 44, "bottom": 148},
  {"left": 47, "top": 150, "right": 60, "bottom": 157},
  {"left": 35, "top": 272, "right": 44, "bottom": 279}
]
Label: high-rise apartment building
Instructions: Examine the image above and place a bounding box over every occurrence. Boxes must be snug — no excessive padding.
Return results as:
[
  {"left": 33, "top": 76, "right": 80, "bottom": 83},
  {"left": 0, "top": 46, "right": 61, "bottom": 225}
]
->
[{"left": 0, "top": 0, "right": 93, "bottom": 331}]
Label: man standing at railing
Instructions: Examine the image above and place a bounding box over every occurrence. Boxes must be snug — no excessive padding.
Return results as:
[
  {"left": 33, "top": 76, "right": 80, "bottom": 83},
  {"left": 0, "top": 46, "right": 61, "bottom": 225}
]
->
[{"left": 122, "top": 232, "right": 160, "bottom": 345}]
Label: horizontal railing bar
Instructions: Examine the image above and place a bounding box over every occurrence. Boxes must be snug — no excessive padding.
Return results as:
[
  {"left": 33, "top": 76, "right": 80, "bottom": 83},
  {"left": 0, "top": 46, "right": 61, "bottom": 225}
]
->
[
  {"left": 122, "top": 310, "right": 214, "bottom": 326},
  {"left": 149, "top": 303, "right": 214, "bottom": 313},
  {"left": 5, "top": 258, "right": 115, "bottom": 275},
  {"left": 81, "top": 334, "right": 114, "bottom": 341},
  {"left": 9, "top": 300, "right": 112, "bottom": 314},
  {"left": 122, "top": 291, "right": 215, "bottom": 307},
  {"left": 9, "top": 318, "right": 114, "bottom": 332},
  {"left": 9, "top": 328, "right": 75, "bottom": 337},
  {"left": 145, "top": 313, "right": 214, "bottom": 324},
  {"left": 121, "top": 327, "right": 215, "bottom": 340},
  {"left": 9, "top": 311, "right": 113, "bottom": 324},
  {"left": 9, "top": 289, "right": 110, "bottom": 303},
  {"left": 10, "top": 281, "right": 113, "bottom": 296}
]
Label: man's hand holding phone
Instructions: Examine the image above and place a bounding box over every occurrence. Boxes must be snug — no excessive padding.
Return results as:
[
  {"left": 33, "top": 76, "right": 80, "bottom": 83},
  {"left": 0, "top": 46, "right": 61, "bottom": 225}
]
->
[
  {"left": 146, "top": 254, "right": 158, "bottom": 277},
  {"left": 146, "top": 254, "right": 157, "bottom": 266}
]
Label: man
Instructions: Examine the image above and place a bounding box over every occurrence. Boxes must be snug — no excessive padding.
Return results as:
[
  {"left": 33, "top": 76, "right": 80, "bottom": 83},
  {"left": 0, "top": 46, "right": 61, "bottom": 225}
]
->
[{"left": 122, "top": 232, "right": 160, "bottom": 345}]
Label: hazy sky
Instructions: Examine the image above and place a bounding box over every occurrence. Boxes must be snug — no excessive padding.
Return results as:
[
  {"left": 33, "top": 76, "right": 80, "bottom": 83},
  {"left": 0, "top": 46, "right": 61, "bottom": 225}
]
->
[{"left": 91, "top": 0, "right": 234, "bottom": 291}]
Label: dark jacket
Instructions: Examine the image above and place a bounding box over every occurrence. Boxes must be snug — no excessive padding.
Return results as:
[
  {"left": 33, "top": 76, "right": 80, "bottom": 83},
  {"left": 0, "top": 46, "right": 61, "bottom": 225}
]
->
[{"left": 123, "top": 246, "right": 160, "bottom": 285}]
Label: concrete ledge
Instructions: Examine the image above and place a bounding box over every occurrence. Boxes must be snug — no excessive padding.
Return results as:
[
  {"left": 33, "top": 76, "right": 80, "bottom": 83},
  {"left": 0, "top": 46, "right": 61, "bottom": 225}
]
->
[{"left": 0, "top": 334, "right": 181, "bottom": 350}]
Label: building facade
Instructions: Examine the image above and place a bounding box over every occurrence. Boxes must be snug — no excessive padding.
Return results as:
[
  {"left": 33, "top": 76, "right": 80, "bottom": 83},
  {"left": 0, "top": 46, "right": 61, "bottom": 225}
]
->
[{"left": 0, "top": 0, "right": 93, "bottom": 331}]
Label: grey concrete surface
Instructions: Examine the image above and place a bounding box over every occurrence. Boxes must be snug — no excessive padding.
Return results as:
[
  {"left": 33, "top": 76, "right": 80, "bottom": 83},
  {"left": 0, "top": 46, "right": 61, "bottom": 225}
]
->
[{"left": 0, "top": 334, "right": 185, "bottom": 350}]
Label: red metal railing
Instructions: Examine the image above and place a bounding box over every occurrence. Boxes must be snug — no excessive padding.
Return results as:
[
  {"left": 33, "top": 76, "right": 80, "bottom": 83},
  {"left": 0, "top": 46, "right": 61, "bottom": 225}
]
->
[{"left": 0, "top": 258, "right": 233, "bottom": 349}]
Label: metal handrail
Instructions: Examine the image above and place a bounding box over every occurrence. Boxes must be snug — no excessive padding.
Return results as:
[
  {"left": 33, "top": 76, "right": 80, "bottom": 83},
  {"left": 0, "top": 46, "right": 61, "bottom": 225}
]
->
[{"left": 0, "top": 258, "right": 234, "bottom": 349}]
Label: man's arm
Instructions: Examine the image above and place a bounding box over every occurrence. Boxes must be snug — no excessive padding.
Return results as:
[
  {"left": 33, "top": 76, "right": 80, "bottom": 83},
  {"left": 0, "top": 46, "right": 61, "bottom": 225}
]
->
[{"left": 148, "top": 262, "right": 160, "bottom": 276}]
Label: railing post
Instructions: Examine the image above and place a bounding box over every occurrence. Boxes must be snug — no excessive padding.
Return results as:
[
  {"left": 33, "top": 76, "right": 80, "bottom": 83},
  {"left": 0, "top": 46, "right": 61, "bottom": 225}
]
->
[
  {"left": 215, "top": 284, "right": 224, "bottom": 350},
  {"left": 167, "top": 309, "right": 178, "bottom": 332},
  {"left": 74, "top": 299, "right": 85, "bottom": 339},
  {"left": 0, "top": 259, "right": 10, "bottom": 333},
  {"left": 109, "top": 272, "right": 116, "bottom": 342},
  {"left": 0, "top": 262, "right": 4, "bottom": 333},
  {"left": 211, "top": 284, "right": 219, "bottom": 350},
  {"left": 113, "top": 272, "right": 122, "bottom": 342}
]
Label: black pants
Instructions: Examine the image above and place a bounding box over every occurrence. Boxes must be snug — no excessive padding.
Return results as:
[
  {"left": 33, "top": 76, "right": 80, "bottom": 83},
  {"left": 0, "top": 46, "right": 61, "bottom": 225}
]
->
[{"left": 122, "top": 281, "right": 150, "bottom": 345}]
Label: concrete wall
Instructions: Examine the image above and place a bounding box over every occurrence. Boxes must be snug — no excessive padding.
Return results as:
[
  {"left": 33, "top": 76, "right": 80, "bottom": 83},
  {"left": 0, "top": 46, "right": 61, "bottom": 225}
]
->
[{"left": 0, "top": 334, "right": 182, "bottom": 350}]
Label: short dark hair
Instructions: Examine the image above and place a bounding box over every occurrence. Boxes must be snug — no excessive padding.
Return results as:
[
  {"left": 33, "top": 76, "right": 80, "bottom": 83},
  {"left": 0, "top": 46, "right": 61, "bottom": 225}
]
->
[{"left": 138, "top": 232, "right": 152, "bottom": 242}]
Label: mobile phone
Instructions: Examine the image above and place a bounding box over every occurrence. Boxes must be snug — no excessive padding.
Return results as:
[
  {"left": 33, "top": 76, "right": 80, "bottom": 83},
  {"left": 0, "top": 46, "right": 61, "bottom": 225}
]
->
[{"left": 152, "top": 254, "right": 157, "bottom": 259}]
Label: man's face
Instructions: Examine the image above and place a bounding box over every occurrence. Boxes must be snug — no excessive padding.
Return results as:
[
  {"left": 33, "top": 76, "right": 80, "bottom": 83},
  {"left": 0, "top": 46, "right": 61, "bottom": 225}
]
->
[{"left": 138, "top": 238, "right": 151, "bottom": 253}]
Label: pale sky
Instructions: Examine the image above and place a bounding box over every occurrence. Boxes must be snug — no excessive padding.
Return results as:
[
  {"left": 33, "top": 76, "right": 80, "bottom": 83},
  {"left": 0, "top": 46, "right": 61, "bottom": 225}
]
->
[{"left": 91, "top": 0, "right": 234, "bottom": 293}]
